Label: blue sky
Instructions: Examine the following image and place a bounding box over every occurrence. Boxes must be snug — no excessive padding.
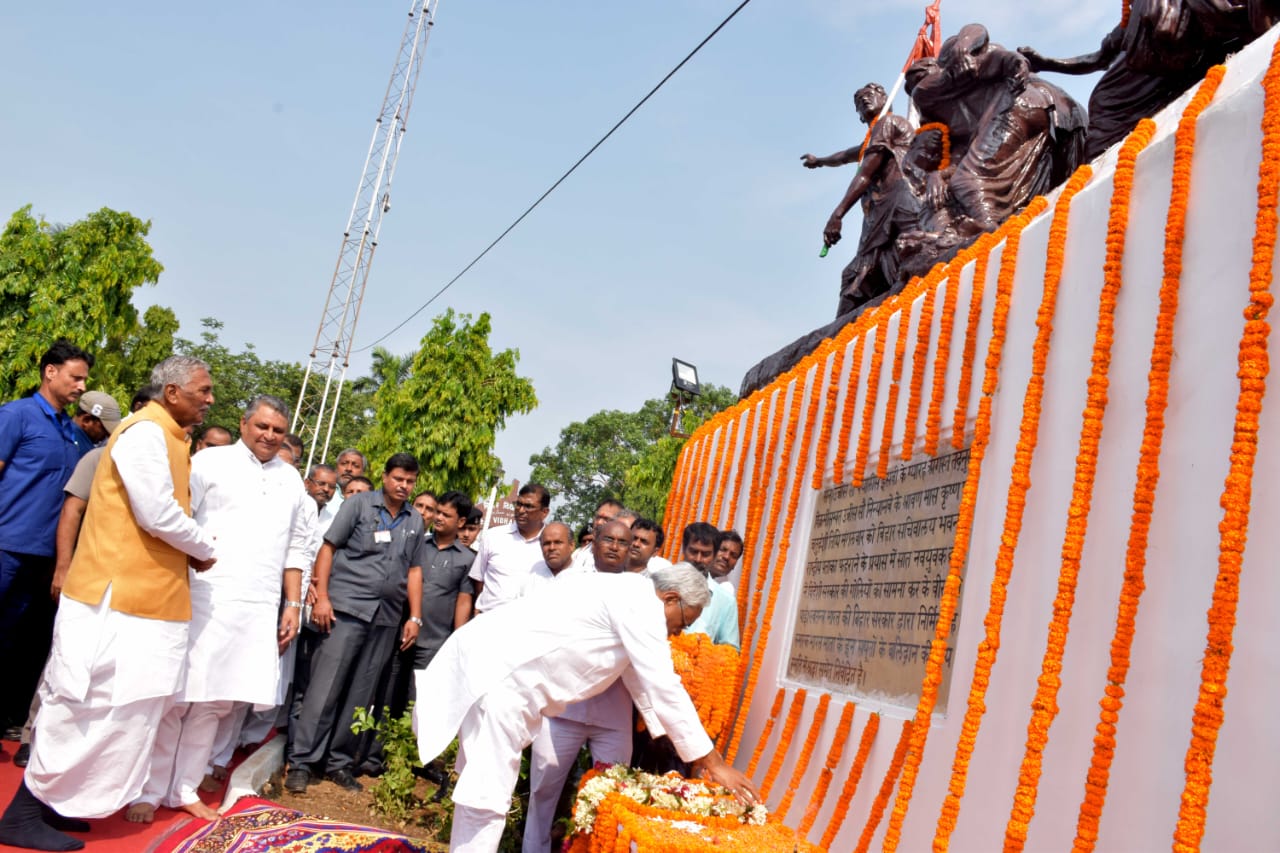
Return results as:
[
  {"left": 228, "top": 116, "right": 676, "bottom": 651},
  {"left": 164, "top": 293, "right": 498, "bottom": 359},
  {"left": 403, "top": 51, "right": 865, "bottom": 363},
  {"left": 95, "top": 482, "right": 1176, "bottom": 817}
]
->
[{"left": 1, "top": 0, "right": 1112, "bottom": 482}]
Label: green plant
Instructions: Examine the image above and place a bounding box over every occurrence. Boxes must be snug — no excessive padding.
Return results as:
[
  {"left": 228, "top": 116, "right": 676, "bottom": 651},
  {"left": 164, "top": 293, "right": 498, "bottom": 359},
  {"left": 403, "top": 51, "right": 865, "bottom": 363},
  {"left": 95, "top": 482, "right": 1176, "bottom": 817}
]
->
[{"left": 351, "top": 704, "right": 423, "bottom": 820}]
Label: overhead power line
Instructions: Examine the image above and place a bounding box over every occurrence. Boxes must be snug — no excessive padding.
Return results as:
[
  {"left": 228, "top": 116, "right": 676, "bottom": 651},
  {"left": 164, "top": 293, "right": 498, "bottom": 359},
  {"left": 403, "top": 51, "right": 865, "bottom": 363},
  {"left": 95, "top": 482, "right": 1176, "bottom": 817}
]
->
[{"left": 354, "top": 0, "right": 755, "bottom": 353}]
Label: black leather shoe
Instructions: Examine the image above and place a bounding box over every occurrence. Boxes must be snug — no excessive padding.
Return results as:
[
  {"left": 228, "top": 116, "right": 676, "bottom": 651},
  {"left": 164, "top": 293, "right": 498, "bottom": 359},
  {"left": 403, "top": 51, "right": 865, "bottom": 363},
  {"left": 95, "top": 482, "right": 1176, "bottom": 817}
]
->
[
  {"left": 2, "top": 726, "right": 22, "bottom": 742},
  {"left": 326, "top": 769, "right": 362, "bottom": 792},
  {"left": 13, "top": 743, "right": 29, "bottom": 768},
  {"left": 357, "top": 759, "right": 384, "bottom": 778},
  {"left": 284, "top": 768, "right": 310, "bottom": 794}
]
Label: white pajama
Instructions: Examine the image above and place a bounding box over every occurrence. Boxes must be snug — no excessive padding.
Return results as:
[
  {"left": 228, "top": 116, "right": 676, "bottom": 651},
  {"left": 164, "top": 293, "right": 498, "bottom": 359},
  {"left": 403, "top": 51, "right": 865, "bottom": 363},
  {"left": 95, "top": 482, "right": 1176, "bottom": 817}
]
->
[
  {"left": 137, "top": 700, "right": 235, "bottom": 807},
  {"left": 522, "top": 713, "right": 632, "bottom": 853}
]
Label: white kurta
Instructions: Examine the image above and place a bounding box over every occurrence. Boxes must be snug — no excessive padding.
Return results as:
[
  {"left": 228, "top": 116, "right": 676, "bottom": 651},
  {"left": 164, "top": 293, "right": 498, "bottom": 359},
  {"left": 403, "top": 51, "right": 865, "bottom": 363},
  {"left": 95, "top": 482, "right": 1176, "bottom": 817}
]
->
[
  {"left": 415, "top": 572, "right": 712, "bottom": 815},
  {"left": 181, "top": 441, "right": 314, "bottom": 707},
  {"left": 27, "top": 421, "right": 217, "bottom": 817}
]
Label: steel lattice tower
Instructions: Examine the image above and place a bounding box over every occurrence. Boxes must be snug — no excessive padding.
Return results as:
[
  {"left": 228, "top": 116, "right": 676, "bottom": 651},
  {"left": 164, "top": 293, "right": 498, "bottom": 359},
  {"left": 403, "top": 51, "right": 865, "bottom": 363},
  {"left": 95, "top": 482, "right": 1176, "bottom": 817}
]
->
[{"left": 292, "top": 0, "right": 439, "bottom": 468}]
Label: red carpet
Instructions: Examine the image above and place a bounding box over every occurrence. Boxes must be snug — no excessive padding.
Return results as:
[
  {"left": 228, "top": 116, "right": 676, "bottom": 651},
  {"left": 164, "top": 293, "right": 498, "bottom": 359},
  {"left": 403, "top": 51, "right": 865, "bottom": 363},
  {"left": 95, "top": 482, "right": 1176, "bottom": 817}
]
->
[{"left": 0, "top": 738, "right": 236, "bottom": 853}]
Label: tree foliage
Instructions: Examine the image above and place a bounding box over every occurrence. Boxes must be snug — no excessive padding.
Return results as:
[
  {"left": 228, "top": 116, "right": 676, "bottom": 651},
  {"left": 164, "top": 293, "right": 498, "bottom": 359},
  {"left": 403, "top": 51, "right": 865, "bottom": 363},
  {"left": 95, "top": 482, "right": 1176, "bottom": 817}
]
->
[
  {"left": 361, "top": 310, "right": 537, "bottom": 498},
  {"left": 0, "top": 205, "right": 166, "bottom": 401},
  {"left": 529, "top": 384, "right": 737, "bottom": 529}
]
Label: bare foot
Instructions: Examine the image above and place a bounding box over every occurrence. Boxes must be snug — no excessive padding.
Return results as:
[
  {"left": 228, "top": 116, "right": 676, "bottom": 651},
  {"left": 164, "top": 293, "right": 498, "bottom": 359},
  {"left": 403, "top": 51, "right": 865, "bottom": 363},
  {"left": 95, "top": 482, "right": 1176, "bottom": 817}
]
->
[
  {"left": 125, "top": 802, "right": 155, "bottom": 823},
  {"left": 180, "top": 800, "right": 220, "bottom": 822},
  {"left": 211, "top": 765, "right": 228, "bottom": 781},
  {"left": 198, "top": 774, "right": 221, "bottom": 793}
]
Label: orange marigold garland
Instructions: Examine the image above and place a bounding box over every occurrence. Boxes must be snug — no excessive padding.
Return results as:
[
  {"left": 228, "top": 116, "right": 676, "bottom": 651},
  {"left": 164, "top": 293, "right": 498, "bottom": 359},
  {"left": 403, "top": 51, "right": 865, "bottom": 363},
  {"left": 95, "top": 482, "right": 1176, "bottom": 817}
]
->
[
  {"left": 832, "top": 326, "right": 869, "bottom": 484},
  {"left": 853, "top": 720, "right": 915, "bottom": 853},
  {"left": 1005, "top": 136, "right": 1149, "bottom": 850},
  {"left": 759, "top": 688, "right": 808, "bottom": 800},
  {"left": 746, "top": 687, "right": 788, "bottom": 777},
  {"left": 727, "top": 376, "right": 806, "bottom": 760},
  {"left": 880, "top": 194, "right": 1052, "bottom": 853},
  {"left": 776, "top": 693, "right": 832, "bottom": 821},
  {"left": 709, "top": 408, "right": 743, "bottom": 528},
  {"left": 916, "top": 122, "right": 952, "bottom": 170},
  {"left": 1073, "top": 68, "right": 1224, "bottom": 853},
  {"left": 812, "top": 329, "right": 853, "bottom": 489},
  {"left": 902, "top": 270, "right": 941, "bottom": 461},
  {"left": 925, "top": 256, "right": 966, "bottom": 455},
  {"left": 798, "top": 701, "right": 856, "bottom": 837},
  {"left": 852, "top": 319, "right": 890, "bottom": 487},
  {"left": 819, "top": 711, "right": 881, "bottom": 849},
  {"left": 877, "top": 284, "right": 917, "bottom": 478},
  {"left": 667, "top": 434, "right": 709, "bottom": 560},
  {"left": 950, "top": 231, "right": 1002, "bottom": 449},
  {"left": 1173, "top": 43, "right": 1280, "bottom": 852},
  {"left": 732, "top": 391, "right": 777, "bottom": 637},
  {"left": 729, "top": 356, "right": 826, "bottom": 763},
  {"left": 663, "top": 439, "right": 693, "bottom": 552},
  {"left": 722, "top": 404, "right": 756, "bottom": 531},
  {"left": 669, "top": 633, "right": 741, "bottom": 744}
]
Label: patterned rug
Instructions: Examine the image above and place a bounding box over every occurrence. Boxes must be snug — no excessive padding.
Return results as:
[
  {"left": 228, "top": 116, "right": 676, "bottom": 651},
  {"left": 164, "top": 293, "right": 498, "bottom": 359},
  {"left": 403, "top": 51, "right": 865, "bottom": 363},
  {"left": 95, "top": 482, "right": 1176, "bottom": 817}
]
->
[{"left": 151, "top": 797, "right": 435, "bottom": 853}]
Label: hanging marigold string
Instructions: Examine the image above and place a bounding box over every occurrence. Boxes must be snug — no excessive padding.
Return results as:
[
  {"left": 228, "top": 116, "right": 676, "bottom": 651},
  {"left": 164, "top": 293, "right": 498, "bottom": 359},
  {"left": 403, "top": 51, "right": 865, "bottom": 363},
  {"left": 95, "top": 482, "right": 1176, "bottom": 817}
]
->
[
  {"left": 854, "top": 720, "right": 915, "bottom": 853},
  {"left": 1006, "top": 138, "right": 1148, "bottom": 850},
  {"left": 709, "top": 407, "right": 744, "bottom": 528},
  {"left": 1173, "top": 41, "right": 1280, "bottom": 852},
  {"left": 819, "top": 712, "right": 881, "bottom": 849},
  {"left": 902, "top": 269, "right": 942, "bottom": 461},
  {"left": 727, "top": 375, "right": 808, "bottom": 761},
  {"left": 726, "top": 384, "right": 792, "bottom": 753},
  {"left": 798, "top": 701, "right": 857, "bottom": 838},
  {"left": 880, "top": 194, "right": 1051, "bottom": 853},
  {"left": 759, "top": 688, "right": 809, "bottom": 800},
  {"left": 746, "top": 687, "right": 788, "bottom": 777},
  {"left": 777, "top": 693, "right": 832, "bottom": 820},
  {"left": 741, "top": 378, "right": 801, "bottom": 635},
  {"left": 1120, "top": 0, "right": 1131, "bottom": 29},
  {"left": 813, "top": 327, "right": 855, "bottom": 489},
  {"left": 663, "top": 437, "right": 694, "bottom": 552},
  {"left": 1071, "top": 67, "right": 1224, "bottom": 853},
  {"left": 733, "top": 390, "right": 778, "bottom": 635},
  {"left": 852, "top": 320, "right": 890, "bottom": 486},
  {"left": 668, "top": 433, "right": 711, "bottom": 560},
  {"left": 731, "top": 351, "right": 828, "bottom": 763},
  {"left": 877, "top": 283, "right": 918, "bottom": 478},
  {"left": 722, "top": 404, "right": 756, "bottom": 532},
  {"left": 924, "top": 257, "right": 965, "bottom": 455},
  {"left": 950, "top": 231, "right": 1002, "bottom": 449},
  {"left": 833, "top": 321, "right": 871, "bottom": 483}
]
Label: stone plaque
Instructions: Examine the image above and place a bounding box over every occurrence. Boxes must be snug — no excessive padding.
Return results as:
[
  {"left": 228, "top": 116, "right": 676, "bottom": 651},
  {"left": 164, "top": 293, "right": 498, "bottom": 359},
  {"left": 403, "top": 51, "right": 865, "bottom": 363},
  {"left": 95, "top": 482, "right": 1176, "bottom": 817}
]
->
[{"left": 785, "top": 446, "right": 970, "bottom": 712}]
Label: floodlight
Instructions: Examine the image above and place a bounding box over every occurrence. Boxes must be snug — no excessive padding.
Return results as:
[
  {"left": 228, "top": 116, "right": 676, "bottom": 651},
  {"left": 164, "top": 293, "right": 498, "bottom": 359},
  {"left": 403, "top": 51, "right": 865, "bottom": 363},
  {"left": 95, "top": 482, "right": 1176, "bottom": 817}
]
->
[{"left": 671, "top": 358, "right": 701, "bottom": 396}]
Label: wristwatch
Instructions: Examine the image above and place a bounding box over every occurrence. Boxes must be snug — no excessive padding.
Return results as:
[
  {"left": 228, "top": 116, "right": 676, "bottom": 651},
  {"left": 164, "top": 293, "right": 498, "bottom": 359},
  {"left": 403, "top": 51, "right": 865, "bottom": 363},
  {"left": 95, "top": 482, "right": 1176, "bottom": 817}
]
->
[
  {"left": 408, "top": 616, "right": 424, "bottom": 626},
  {"left": 284, "top": 600, "right": 303, "bottom": 609}
]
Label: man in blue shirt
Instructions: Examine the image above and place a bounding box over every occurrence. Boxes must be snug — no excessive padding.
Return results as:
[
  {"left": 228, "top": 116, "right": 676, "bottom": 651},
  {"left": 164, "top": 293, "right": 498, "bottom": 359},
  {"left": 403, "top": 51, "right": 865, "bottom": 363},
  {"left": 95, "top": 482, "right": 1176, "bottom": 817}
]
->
[{"left": 0, "top": 340, "right": 94, "bottom": 746}]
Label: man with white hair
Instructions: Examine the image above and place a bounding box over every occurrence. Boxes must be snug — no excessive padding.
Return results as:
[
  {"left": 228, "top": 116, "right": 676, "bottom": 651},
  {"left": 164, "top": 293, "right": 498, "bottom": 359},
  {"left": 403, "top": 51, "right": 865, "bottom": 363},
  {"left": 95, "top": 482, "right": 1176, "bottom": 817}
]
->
[
  {"left": 128, "top": 395, "right": 314, "bottom": 823},
  {"left": 0, "top": 356, "right": 217, "bottom": 852},
  {"left": 415, "top": 563, "right": 758, "bottom": 853}
]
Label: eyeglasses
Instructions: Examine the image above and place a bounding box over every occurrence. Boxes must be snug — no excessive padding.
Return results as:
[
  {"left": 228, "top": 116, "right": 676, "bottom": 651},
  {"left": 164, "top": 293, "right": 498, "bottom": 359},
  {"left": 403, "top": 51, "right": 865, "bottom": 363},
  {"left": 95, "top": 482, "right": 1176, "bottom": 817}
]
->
[
  {"left": 597, "top": 535, "right": 630, "bottom": 547},
  {"left": 514, "top": 502, "right": 543, "bottom": 512}
]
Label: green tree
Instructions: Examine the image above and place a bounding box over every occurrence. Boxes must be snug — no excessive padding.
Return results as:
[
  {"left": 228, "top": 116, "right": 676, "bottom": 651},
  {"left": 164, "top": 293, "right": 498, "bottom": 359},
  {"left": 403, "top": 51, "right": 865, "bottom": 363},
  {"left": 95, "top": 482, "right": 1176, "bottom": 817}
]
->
[
  {"left": 361, "top": 309, "right": 537, "bottom": 497},
  {"left": 175, "top": 318, "right": 375, "bottom": 456},
  {"left": 529, "top": 384, "right": 737, "bottom": 529},
  {"left": 0, "top": 205, "right": 165, "bottom": 400}
]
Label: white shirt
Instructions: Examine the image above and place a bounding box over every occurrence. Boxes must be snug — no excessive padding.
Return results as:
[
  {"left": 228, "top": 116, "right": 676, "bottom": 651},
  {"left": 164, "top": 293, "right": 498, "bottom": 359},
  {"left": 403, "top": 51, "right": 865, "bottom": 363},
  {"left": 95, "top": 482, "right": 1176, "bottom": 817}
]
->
[
  {"left": 469, "top": 521, "right": 545, "bottom": 612},
  {"left": 521, "top": 559, "right": 587, "bottom": 596},
  {"left": 181, "top": 441, "right": 314, "bottom": 705},
  {"left": 317, "top": 495, "right": 341, "bottom": 535},
  {"left": 416, "top": 571, "right": 712, "bottom": 764},
  {"left": 112, "top": 422, "right": 216, "bottom": 562},
  {"left": 569, "top": 546, "right": 594, "bottom": 572}
]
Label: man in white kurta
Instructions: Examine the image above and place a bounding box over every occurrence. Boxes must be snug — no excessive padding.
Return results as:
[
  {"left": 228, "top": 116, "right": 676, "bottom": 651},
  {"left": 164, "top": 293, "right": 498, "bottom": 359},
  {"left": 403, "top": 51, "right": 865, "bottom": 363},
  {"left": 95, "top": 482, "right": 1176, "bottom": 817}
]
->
[
  {"left": 0, "top": 357, "right": 217, "bottom": 852},
  {"left": 414, "top": 565, "right": 759, "bottom": 853},
  {"left": 132, "top": 396, "right": 312, "bottom": 820},
  {"left": 523, "top": 519, "right": 635, "bottom": 853}
]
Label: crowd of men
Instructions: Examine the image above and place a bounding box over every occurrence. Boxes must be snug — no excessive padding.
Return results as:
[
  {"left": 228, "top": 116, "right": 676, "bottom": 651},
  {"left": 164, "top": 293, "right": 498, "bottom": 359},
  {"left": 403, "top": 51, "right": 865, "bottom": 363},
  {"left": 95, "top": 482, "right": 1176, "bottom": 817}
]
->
[{"left": 0, "top": 341, "right": 756, "bottom": 853}]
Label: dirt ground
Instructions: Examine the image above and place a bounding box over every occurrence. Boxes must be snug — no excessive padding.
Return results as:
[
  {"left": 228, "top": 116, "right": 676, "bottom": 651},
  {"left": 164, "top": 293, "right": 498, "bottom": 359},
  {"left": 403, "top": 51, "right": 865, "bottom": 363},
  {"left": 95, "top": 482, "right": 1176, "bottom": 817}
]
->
[{"left": 262, "top": 769, "right": 451, "bottom": 852}]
